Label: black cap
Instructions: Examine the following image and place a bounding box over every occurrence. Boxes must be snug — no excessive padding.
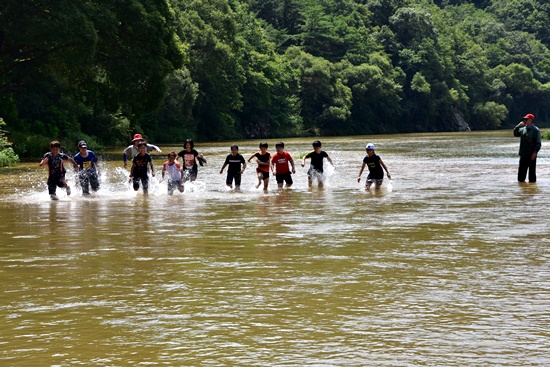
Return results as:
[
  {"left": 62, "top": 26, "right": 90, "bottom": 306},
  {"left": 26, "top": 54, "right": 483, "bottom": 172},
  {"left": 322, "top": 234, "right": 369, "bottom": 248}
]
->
[{"left": 78, "top": 140, "right": 87, "bottom": 148}]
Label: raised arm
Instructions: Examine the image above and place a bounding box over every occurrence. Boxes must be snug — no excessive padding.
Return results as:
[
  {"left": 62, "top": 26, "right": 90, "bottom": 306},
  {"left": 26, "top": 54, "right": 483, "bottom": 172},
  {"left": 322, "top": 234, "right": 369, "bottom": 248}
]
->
[
  {"left": 39, "top": 156, "right": 48, "bottom": 167},
  {"left": 513, "top": 121, "right": 524, "bottom": 137},
  {"left": 147, "top": 144, "right": 162, "bottom": 153}
]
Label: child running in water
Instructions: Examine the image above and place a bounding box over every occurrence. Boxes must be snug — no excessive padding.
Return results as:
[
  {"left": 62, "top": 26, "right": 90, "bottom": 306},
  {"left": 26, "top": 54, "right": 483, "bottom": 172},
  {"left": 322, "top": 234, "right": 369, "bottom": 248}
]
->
[
  {"left": 130, "top": 142, "right": 155, "bottom": 195},
  {"left": 247, "top": 142, "right": 271, "bottom": 190},
  {"left": 357, "top": 143, "right": 391, "bottom": 189},
  {"left": 220, "top": 144, "right": 247, "bottom": 190},
  {"left": 271, "top": 142, "right": 295, "bottom": 188},
  {"left": 73, "top": 140, "right": 100, "bottom": 195},
  {"left": 39, "top": 140, "right": 78, "bottom": 200},
  {"left": 301, "top": 140, "right": 333, "bottom": 188},
  {"left": 161, "top": 152, "right": 184, "bottom": 195},
  {"left": 177, "top": 139, "right": 206, "bottom": 184}
]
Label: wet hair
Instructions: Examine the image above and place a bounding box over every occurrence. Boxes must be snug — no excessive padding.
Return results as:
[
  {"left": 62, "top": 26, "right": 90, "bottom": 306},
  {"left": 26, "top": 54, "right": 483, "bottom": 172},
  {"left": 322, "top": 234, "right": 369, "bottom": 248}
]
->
[
  {"left": 259, "top": 142, "right": 268, "bottom": 148},
  {"left": 275, "top": 142, "right": 284, "bottom": 148},
  {"left": 50, "top": 141, "right": 61, "bottom": 148},
  {"left": 137, "top": 142, "right": 147, "bottom": 148},
  {"left": 312, "top": 140, "right": 322, "bottom": 148},
  {"left": 231, "top": 144, "right": 239, "bottom": 150},
  {"left": 184, "top": 139, "right": 194, "bottom": 149}
]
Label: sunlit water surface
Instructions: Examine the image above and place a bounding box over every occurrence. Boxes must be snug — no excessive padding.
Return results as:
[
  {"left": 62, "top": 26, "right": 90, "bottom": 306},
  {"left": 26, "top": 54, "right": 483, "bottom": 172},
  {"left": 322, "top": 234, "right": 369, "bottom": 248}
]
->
[{"left": 1, "top": 132, "right": 549, "bottom": 366}]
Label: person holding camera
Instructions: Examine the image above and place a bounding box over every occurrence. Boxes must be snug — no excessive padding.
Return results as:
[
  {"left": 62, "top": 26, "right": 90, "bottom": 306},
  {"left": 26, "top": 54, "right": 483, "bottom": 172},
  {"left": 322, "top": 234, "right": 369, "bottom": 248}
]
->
[{"left": 513, "top": 113, "right": 541, "bottom": 183}]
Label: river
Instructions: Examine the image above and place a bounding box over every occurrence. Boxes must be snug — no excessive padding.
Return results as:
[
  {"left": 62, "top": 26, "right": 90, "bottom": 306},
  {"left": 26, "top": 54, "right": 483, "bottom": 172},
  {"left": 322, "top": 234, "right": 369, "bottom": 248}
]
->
[{"left": 0, "top": 131, "right": 548, "bottom": 366}]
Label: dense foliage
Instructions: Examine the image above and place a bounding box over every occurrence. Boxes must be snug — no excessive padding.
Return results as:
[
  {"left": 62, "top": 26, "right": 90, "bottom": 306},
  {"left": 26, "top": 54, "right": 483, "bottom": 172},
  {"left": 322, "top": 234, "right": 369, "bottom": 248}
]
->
[
  {"left": 1, "top": 0, "right": 549, "bottom": 155},
  {"left": 0, "top": 118, "right": 19, "bottom": 166}
]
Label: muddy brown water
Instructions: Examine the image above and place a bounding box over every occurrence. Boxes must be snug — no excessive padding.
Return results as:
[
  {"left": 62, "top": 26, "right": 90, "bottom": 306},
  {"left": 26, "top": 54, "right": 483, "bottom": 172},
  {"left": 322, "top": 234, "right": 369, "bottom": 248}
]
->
[{"left": 0, "top": 131, "right": 548, "bottom": 366}]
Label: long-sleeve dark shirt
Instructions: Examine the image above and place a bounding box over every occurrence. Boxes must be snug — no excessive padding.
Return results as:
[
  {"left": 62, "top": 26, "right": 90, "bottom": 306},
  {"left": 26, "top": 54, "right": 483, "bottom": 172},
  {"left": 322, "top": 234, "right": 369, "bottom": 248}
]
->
[{"left": 513, "top": 124, "right": 541, "bottom": 157}]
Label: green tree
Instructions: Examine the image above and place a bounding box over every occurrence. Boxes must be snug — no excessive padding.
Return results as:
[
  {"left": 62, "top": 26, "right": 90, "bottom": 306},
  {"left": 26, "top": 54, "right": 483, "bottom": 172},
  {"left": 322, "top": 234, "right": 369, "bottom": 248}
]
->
[
  {"left": 339, "top": 54, "right": 403, "bottom": 134},
  {"left": 286, "top": 47, "right": 352, "bottom": 135},
  {"left": 471, "top": 101, "right": 508, "bottom": 129},
  {"left": 0, "top": 0, "right": 183, "bottom": 153},
  {"left": 0, "top": 117, "right": 19, "bottom": 166}
]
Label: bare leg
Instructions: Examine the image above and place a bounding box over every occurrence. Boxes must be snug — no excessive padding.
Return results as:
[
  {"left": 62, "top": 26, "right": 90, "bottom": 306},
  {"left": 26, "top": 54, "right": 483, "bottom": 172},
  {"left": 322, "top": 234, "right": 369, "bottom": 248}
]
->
[{"left": 256, "top": 173, "right": 262, "bottom": 188}]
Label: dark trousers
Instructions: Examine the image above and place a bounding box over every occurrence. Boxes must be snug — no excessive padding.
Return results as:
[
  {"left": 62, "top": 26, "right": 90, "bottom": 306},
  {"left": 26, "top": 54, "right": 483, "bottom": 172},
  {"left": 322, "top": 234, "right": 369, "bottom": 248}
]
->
[
  {"left": 518, "top": 156, "right": 537, "bottom": 182},
  {"left": 47, "top": 174, "right": 66, "bottom": 195},
  {"left": 79, "top": 171, "right": 99, "bottom": 194}
]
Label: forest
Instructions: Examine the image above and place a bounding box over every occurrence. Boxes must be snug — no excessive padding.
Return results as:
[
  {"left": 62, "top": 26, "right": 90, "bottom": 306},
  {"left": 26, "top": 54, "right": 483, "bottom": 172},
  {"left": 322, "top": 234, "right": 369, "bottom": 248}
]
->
[{"left": 1, "top": 0, "right": 550, "bottom": 158}]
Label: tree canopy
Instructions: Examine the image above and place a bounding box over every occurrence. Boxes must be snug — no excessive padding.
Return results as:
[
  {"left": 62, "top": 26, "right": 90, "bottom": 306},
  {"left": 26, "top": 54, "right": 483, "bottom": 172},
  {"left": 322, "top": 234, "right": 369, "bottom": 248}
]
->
[{"left": 1, "top": 0, "right": 549, "bottom": 156}]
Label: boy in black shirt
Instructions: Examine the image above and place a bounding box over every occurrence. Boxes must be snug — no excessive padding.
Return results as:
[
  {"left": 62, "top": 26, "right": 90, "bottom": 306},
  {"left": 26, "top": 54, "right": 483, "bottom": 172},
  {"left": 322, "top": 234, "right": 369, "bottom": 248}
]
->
[
  {"left": 130, "top": 142, "right": 155, "bottom": 195},
  {"left": 301, "top": 140, "right": 333, "bottom": 188},
  {"left": 220, "top": 144, "right": 246, "bottom": 190},
  {"left": 39, "top": 140, "right": 78, "bottom": 200}
]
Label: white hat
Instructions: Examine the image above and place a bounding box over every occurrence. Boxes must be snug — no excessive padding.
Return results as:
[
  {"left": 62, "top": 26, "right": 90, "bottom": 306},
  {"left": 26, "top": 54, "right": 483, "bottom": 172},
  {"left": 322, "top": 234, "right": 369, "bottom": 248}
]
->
[{"left": 366, "top": 143, "right": 375, "bottom": 150}]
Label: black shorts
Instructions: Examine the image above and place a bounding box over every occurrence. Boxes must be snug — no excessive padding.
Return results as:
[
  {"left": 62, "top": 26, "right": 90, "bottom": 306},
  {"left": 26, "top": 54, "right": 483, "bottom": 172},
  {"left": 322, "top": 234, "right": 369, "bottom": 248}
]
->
[
  {"left": 366, "top": 174, "right": 383, "bottom": 185},
  {"left": 183, "top": 167, "right": 198, "bottom": 182},
  {"left": 275, "top": 172, "right": 293, "bottom": 185},
  {"left": 226, "top": 172, "right": 242, "bottom": 186},
  {"left": 307, "top": 167, "right": 323, "bottom": 180},
  {"left": 47, "top": 174, "right": 67, "bottom": 195},
  {"left": 133, "top": 176, "right": 149, "bottom": 190},
  {"left": 256, "top": 168, "right": 269, "bottom": 180}
]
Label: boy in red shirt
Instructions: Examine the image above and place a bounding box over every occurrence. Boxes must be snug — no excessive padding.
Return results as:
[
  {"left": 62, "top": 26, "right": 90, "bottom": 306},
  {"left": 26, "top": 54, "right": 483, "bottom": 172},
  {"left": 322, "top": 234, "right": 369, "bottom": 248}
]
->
[{"left": 271, "top": 142, "right": 296, "bottom": 188}]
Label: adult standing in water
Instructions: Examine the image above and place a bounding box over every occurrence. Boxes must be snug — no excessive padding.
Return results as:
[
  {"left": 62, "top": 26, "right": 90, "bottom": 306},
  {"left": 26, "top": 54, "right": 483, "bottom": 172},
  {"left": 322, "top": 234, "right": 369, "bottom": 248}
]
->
[
  {"left": 513, "top": 113, "right": 541, "bottom": 183},
  {"left": 177, "top": 139, "right": 206, "bottom": 183},
  {"left": 122, "top": 133, "right": 162, "bottom": 168}
]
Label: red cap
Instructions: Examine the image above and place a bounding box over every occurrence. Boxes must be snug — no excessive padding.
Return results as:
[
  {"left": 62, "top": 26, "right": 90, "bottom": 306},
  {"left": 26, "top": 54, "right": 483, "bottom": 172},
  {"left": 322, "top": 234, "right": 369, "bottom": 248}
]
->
[
  {"left": 132, "top": 133, "right": 143, "bottom": 142},
  {"left": 523, "top": 113, "right": 535, "bottom": 120}
]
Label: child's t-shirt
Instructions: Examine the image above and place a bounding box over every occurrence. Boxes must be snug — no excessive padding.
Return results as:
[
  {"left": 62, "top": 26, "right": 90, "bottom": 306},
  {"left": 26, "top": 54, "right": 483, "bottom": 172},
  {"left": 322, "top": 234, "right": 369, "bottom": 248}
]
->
[
  {"left": 177, "top": 149, "right": 199, "bottom": 169},
  {"left": 73, "top": 151, "right": 98, "bottom": 172},
  {"left": 132, "top": 153, "right": 152, "bottom": 177},
  {"left": 254, "top": 152, "right": 271, "bottom": 172},
  {"left": 163, "top": 161, "right": 182, "bottom": 181},
  {"left": 304, "top": 150, "right": 329, "bottom": 171},
  {"left": 363, "top": 154, "right": 384, "bottom": 179},
  {"left": 271, "top": 151, "right": 293, "bottom": 174},
  {"left": 43, "top": 152, "right": 70, "bottom": 176},
  {"left": 224, "top": 154, "right": 245, "bottom": 174}
]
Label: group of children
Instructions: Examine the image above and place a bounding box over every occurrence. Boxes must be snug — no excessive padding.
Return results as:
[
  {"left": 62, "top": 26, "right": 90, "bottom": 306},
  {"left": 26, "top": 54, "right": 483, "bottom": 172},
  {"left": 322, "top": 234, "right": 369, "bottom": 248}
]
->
[
  {"left": 40, "top": 137, "right": 392, "bottom": 199},
  {"left": 40, "top": 140, "right": 101, "bottom": 200}
]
